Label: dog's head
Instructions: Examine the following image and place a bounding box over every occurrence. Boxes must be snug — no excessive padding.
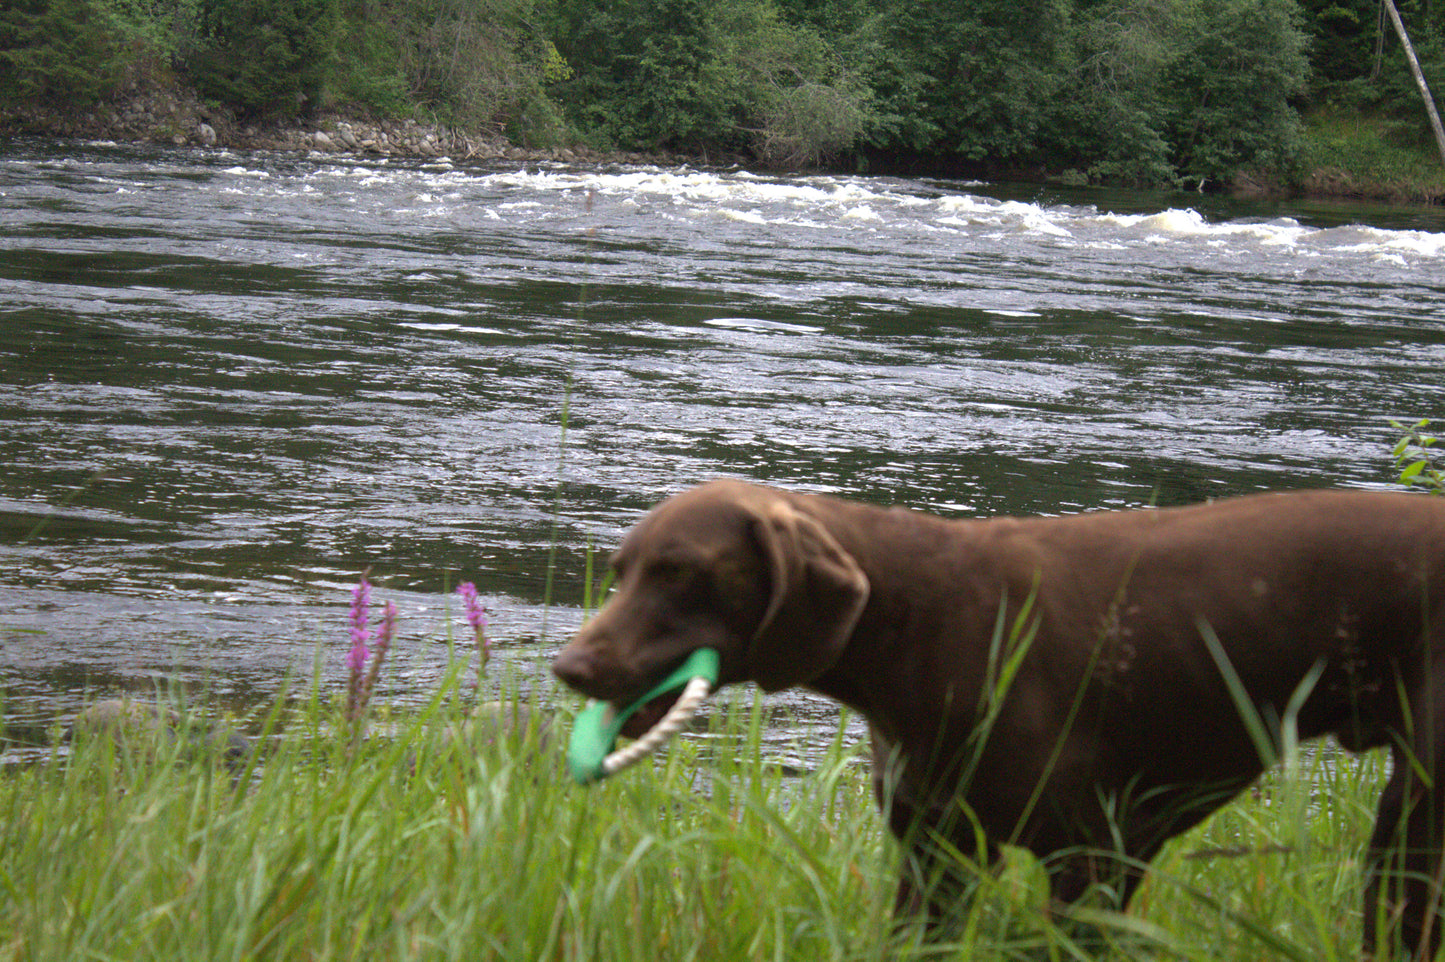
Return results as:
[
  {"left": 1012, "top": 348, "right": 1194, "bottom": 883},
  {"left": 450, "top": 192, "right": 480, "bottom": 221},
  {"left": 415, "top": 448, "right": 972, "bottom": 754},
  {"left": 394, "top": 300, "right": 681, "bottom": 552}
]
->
[{"left": 552, "top": 480, "right": 870, "bottom": 726}]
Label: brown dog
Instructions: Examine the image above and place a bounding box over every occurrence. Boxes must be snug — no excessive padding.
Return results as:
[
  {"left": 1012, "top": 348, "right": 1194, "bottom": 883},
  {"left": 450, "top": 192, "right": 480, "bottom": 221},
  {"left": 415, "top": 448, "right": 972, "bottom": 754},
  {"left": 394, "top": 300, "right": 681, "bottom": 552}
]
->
[{"left": 552, "top": 480, "right": 1445, "bottom": 956}]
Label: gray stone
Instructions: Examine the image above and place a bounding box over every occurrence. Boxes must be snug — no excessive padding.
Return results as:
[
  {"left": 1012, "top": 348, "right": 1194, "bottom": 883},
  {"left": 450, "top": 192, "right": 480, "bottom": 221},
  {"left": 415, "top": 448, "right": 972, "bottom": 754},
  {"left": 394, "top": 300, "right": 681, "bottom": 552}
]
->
[{"left": 67, "top": 698, "right": 252, "bottom": 769}]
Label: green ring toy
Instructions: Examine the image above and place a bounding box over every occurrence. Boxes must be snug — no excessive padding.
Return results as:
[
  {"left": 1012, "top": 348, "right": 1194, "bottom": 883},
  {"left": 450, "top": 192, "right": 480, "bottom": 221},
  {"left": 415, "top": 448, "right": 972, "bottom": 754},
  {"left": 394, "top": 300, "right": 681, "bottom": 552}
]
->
[{"left": 567, "top": 647, "right": 721, "bottom": 784}]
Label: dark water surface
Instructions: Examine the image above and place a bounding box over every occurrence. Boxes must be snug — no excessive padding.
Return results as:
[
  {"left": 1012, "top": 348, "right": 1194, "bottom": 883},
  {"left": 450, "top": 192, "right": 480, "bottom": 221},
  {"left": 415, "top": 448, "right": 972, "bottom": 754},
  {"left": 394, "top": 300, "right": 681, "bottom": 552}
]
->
[{"left": 3, "top": 140, "right": 1444, "bottom": 761}]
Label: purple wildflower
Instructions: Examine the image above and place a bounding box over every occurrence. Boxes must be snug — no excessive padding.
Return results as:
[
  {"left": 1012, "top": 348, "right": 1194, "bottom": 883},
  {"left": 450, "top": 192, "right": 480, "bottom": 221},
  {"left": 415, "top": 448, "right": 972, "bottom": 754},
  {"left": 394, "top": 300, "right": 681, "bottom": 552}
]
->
[
  {"left": 346, "top": 573, "right": 380, "bottom": 731},
  {"left": 457, "top": 582, "right": 489, "bottom": 635},
  {"left": 347, "top": 576, "right": 373, "bottom": 674},
  {"left": 345, "top": 568, "right": 398, "bottom": 745},
  {"left": 374, "top": 601, "right": 397, "bottom": 660},
  {"left": 456, "top": 582, "right": 491, "bottom": 678},
  {"left": 357, "top": 600, "right": 396, "bottom": 718}
]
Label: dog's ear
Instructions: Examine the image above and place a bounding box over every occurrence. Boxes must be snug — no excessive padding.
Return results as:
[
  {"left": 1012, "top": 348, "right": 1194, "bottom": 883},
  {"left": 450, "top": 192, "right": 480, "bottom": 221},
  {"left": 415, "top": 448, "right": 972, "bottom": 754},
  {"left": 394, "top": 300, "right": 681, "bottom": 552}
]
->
[{"left": 746, "top": 501, "right": 869, "bottom": 692}]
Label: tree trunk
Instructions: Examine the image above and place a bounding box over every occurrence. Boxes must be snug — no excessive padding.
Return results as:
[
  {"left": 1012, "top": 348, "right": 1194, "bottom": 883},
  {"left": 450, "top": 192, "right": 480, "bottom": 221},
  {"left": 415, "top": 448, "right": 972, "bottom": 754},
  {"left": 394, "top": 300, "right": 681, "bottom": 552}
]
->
[
  {"left": 1372, "top": 0, "right": 1386, "bottom": 79},
  {"left": 1380, "top": 0, "right": 1445, "bottom": 166}
]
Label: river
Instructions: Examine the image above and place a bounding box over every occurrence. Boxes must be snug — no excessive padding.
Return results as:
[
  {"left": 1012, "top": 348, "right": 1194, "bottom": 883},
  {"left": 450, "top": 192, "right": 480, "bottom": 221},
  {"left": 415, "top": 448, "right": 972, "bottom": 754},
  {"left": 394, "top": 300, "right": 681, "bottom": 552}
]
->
[{"left": 2, "top": 139, "right": 1443, "bottom": 763}]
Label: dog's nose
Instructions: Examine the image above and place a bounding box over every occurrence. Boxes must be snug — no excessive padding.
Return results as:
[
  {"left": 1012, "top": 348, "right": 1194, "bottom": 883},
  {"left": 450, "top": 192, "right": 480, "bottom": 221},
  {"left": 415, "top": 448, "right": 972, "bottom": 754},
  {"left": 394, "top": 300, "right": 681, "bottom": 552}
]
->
[{"left": 551, "top": 645, "right": 598, "bottom": 692}]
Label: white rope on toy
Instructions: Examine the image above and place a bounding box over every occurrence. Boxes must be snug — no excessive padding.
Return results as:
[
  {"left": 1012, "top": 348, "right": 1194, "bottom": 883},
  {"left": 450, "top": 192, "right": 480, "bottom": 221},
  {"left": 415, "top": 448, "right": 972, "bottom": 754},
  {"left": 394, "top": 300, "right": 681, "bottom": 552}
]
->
[{"left": 599, "top": 675, "right": 714, "bottom": 777}]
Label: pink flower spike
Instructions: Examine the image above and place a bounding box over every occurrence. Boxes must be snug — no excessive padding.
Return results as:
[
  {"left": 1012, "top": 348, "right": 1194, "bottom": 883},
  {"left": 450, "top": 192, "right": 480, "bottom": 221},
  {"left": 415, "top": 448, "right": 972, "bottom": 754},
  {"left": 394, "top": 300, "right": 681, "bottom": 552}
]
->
[
  {"left": 347, "top": 575, "right": 373, "bottom": 672},
  {"left": 375, "top": 601, "right": 397, "bottom": 655},
  {"left": 456, "top": 582, "right": 489, "bottom": 633},
  {"left": 456, "top": 581, "right": 491, "bottom": 670}
]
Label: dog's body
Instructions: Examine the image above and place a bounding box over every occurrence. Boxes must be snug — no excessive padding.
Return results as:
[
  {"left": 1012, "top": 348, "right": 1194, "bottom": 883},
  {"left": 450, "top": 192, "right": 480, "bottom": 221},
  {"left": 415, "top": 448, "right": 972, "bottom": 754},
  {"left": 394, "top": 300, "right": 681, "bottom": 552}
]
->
[{"left": 553, "top": 480, "right": 1445, "bottom": 957}]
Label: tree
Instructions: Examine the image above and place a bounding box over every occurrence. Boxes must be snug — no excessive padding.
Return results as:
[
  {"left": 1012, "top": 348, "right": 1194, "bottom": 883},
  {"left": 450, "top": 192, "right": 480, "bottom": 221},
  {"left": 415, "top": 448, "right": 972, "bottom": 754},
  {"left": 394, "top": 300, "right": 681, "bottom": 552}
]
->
[
  {"left": 401, "top": 0, "right": 562, "bottom": 133},
  {"left": 546, "top": 0, "right": 870, "bottom": 161},
  {"left": 1064, "top": 0, "right": 1309, "bottom": 184},
  {"left": 868, "top": 0, "right": 1073, "bottom": 161},
  {"left": 711, "top": 0, "right": 871, "bottom": 165},
  {"left": 1066, "top": 0, "right": 1182, "bottom": 183},
  {"left": 188, "top": 0, "right": 340, "bottom": 119},
  {"left": 547, "top": 0, "right": 721, "bottom": 147},
  {"left": 1166, "top": 0, "right": 1310, "bottom": 180},
  {"left": 1295, "top": 0, "right": 1379, "bottom": 84},
  {"left": 0, "top": 0, "right": 128, "bottom": 107},
  {"left": 1379, "top": 0, "right": 1445, "bottom": 163}
]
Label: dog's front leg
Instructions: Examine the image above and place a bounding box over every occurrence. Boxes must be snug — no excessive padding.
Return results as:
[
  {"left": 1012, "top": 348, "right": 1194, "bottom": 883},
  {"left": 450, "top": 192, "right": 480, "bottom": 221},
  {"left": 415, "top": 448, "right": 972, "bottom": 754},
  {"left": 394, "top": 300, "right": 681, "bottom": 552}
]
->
[
  {"left": 1036, "top": 838, "right": 1163, "bottom": 954},
  {"left": 1043, "top": 846, "right": 1152, "bottom": 908},
  {"left": 878, "top": 781, "right": 1000, "bottom": 934},
  {"left": 891, "top": 831, "right": 1003, "bottom": 934}
]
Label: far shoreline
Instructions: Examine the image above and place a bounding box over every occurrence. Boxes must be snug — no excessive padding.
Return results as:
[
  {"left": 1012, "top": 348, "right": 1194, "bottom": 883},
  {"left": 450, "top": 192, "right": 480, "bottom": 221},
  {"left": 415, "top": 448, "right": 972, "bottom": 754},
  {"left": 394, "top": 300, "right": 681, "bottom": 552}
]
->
[{"left": 4, "top": 82, "right": 1442, "bottom": 208}]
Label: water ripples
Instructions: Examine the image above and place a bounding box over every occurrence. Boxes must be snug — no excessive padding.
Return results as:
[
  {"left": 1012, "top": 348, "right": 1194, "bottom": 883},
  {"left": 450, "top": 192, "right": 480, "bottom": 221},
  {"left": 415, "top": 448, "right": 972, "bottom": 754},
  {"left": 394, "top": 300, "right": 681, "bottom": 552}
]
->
[{"left": 2, "top": 140, "right": 1444, "bottom": 752}]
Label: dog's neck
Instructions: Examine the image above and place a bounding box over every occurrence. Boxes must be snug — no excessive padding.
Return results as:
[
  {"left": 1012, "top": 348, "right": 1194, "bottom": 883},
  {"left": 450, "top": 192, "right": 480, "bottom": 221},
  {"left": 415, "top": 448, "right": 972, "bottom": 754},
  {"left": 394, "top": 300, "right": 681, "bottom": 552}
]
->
[{"left": 796, "top": 497, "right": 1012, "bottom": 759}]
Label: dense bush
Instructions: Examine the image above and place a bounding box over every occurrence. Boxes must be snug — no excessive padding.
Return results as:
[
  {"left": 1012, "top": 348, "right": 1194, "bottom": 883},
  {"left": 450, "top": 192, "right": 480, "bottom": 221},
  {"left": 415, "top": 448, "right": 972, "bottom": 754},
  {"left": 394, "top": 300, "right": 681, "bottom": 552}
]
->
[
  {"left": 547, "top": 0, "right": 725, "bottom": 148},
  {"left": 1176, "top": 0, "right": 1309, "bottom": 179},
  {"left": 1066, "top": 0, "right": 1182, "bottom": 184},
  {"left": 328, "top": 3, "right": 412, "bottom": 118},
  {"left": 187, "top": 0, "right": 340, "bottom": 119},
  {"left": 546, "top": 0, "right": 869, "bottom": 161},
  {"left": 869, "top": 0, "right": 1074, "bottom": 161},
  {"left": 400, "top": 0, "right": 565, "bottom": 136},
  {"left": 0, "top": 0, "right": 132, "bottom": 106},
  {"left": 709, "top": 0, "right": 871, "bottom": 165},
  {"left": 0, "top": 0, "right": 1437, "bottom": 181},
  {"left": 1063, "top": 0, "right": 1309, "bottom": 185},
  {"left": 1330, "top": 36, "right": 1445, "bottom": 149}
]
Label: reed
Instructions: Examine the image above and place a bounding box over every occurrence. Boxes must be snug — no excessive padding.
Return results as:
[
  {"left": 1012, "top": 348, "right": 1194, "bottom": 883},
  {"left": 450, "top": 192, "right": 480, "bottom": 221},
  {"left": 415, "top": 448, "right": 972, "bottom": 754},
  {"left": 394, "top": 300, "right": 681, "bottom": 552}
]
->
[{"left": 0, "top": 673, "right": 1392, "bottom": 962}]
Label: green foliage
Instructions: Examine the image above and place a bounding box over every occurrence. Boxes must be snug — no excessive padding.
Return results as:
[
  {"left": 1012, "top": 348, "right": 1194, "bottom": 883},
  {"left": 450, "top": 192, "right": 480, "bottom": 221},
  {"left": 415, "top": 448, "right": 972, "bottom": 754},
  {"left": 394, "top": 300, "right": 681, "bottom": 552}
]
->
[
  {"left": 548, "top": 0, "right": 723, "bottom": 148},
  {"left": 0, "top": 0, "right": 208, "bottom": 110},
  {"left": 107, "top": 0, "right": 205, "bottom": 60},
  {"left": 188, "top": 0, "right": 340, "bottom": 119},
  {"left": 711, "top": 0, "right": 871, "bottom": 165},
  {"left": 328, "top": 6, "right": 411, "bottom": 117},
  {"left": 1300, "top": 108, "right": 1445, "bottom": 198},
  {"left": 1392, "top": 418, "right": 1445, "bottom": 494},
  {"left": 629, "top": 0, "right": 721, "bottom": 146},
  {"left": 869, "top": 0, "right": 1074, "bottom": 161},
  {"left": 320, "top": 0, "right": 570, "bottom": 141},
  {"left": 1067, "top": 0, "right": 1185, "bottom": 184},
  {"left": 0, "top": 0, "right": 1426, "bottom": 181},
  {"left": 755, "top": 80, "right": 870, "bottom": 165},
  {"left": 536, "top": 0, "right": 1307, "bottom": 176},
  {"left": 1064, "top": 0, "right": 1310, "bottom": 185},
  {"left": 1296, "top": 0, "right": 1378, "bottom": 85},
  {"left": 1304, "top": 0, "right": 1445, "bottom": 159},
  {"left": 1166, "top": 0, "right": 1310, "bottom": 180},
  {"left": 0, "top": 0, "right": 130, "bottom": 107},
  {"left": 1333, "top": 40, "right": 1445, "bottom": 143},
  {"left": 399, "top": 0, "right": 554, "bottom": 132},
  {"left": 547, "top": 0, "right": 869, "bottom": 161}
]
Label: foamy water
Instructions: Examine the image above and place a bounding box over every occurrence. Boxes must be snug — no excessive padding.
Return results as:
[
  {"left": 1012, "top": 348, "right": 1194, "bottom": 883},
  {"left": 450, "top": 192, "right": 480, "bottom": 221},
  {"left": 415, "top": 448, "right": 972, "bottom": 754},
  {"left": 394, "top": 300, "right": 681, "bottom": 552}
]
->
[{"left": 141, "top": 157, "right": 1445, "bottom": 274}]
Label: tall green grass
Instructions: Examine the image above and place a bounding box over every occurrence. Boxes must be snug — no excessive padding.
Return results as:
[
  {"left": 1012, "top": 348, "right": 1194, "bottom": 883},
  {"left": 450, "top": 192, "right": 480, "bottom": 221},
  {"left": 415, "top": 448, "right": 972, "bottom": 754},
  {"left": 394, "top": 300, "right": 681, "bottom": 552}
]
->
[
  {"left": 1300, "top": 110, "right": 1445, "bottom": 203},
  {"left": 0, "top": 676, "right": 1393, "bottom": 962}
]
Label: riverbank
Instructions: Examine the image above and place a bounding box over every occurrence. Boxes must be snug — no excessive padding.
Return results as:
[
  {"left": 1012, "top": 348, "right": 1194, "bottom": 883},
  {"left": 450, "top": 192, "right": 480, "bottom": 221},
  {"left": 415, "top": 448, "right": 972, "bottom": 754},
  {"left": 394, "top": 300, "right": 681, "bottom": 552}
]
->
[
  {"left": 4, "top": 80, "right": 1443, "bottom": 206},
  {"left": 0, "top": 80, "right": 693, "bottom": 168},
  {"left": 1, "top": 677, "right": 1396, "bottom": 962}
]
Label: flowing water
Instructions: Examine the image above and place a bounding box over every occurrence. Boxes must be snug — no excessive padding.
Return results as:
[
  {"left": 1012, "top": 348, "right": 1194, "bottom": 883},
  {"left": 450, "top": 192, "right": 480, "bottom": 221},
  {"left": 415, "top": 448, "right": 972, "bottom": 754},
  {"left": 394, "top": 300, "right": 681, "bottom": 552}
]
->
[{"left": 3, "top": 139, "right": 1444, "bottom": 763}]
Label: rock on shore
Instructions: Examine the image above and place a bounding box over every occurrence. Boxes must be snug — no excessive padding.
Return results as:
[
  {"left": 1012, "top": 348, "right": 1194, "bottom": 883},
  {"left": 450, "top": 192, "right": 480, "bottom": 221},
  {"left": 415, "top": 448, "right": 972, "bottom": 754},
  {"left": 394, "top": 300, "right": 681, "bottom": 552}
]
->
[
  {"left": 0, "top": 81, "right": 677, "bottom": 166},
  {"left": 66, "top": 698, "right": 252, "bottom": 768}
]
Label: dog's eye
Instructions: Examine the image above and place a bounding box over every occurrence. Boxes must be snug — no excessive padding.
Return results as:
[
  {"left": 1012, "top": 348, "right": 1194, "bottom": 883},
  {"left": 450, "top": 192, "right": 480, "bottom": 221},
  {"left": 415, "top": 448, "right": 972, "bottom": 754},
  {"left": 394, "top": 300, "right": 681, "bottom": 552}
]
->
[{"left": 647, "top": 559, "right": 691, "bottom": 584}]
